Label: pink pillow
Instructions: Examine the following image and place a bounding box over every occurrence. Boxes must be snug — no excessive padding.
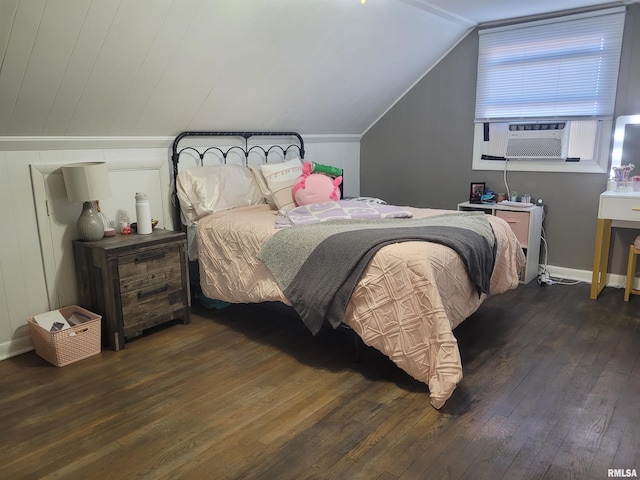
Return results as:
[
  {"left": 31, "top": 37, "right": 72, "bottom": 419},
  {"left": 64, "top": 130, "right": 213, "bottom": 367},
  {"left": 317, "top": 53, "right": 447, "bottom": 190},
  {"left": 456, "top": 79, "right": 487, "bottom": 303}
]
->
[{"left": 293, "top": 173, "right": 342, "bottom": 206}]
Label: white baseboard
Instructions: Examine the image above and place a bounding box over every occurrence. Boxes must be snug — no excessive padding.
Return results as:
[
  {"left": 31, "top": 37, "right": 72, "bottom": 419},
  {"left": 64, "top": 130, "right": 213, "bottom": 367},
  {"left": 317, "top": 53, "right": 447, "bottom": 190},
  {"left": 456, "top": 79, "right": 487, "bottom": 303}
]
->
[
  {"left": 0, "top": 335, "right": 34, "bottom": 361},
  {"left": 544, "top": 265, "right": 627, "bottom": 289}
]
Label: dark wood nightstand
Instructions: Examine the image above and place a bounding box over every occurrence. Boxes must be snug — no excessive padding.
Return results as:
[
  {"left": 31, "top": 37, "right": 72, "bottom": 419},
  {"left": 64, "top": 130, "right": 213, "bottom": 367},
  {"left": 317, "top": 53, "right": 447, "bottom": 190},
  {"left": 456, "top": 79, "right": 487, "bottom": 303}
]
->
[{"left": 73, "top": 229, "right": 191, "bottom": 351}]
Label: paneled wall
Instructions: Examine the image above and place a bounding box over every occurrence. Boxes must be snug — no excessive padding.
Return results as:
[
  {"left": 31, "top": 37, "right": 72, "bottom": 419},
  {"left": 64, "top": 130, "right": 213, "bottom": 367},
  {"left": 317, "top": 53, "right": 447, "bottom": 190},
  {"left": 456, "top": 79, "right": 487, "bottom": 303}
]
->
[
  {"left": 0, "top": 135, "right": 359, "bottom": 360},
  {"left": 0, "top": 0, "right": 464, "bottom": 137}
]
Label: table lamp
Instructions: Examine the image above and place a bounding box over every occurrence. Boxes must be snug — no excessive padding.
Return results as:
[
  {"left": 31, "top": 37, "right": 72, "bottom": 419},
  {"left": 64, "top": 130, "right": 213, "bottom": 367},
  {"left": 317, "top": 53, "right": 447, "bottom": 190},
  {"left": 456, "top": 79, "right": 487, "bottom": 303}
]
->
[{"left": 62, "top": 162, "right": 112, "bottom": 241}]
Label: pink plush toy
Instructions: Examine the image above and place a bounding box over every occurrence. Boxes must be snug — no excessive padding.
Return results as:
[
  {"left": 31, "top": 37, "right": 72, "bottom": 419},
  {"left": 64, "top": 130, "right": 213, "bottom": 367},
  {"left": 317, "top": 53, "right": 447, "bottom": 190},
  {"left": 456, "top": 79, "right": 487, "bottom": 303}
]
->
[{"left": 293, "top": 162, "right": 342, "bottom": 206}]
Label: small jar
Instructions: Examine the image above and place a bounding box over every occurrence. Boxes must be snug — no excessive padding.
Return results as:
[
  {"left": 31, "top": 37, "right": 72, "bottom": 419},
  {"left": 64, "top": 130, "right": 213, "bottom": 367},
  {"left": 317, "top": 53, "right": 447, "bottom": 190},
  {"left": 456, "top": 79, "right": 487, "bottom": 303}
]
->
[{"left": 120, "top": 211, "right": 131, "bottom": 235}]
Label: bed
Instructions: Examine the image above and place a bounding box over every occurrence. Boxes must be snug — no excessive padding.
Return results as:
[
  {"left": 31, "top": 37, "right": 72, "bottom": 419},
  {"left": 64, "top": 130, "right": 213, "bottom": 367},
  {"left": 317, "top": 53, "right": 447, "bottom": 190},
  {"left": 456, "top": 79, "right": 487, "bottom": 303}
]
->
[{"left": 171, "top": 131, "right": 526, "bottom": 409}]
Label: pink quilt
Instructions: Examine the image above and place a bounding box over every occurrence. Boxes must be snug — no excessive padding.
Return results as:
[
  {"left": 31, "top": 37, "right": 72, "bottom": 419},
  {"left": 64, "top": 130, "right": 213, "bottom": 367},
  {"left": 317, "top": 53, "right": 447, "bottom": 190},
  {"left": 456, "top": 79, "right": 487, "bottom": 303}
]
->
[{"left": 195, "top": 204, "right": 525, "bottom": 408}]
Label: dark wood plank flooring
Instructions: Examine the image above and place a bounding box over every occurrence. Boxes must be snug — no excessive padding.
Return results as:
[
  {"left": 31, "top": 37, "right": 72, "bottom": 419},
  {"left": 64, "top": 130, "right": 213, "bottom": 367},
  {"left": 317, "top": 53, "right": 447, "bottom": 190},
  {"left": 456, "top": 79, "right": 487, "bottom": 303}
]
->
[{"left": 1, "top": 281, "right": 639, "bottom": 479}]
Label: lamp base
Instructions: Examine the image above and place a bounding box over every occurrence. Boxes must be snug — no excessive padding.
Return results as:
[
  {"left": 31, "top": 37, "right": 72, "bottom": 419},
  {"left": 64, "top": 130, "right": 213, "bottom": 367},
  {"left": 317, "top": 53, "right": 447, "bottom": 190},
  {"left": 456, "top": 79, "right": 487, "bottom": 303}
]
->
[{"left": 77, "top": 201, "right": 104, "bottom": 241}]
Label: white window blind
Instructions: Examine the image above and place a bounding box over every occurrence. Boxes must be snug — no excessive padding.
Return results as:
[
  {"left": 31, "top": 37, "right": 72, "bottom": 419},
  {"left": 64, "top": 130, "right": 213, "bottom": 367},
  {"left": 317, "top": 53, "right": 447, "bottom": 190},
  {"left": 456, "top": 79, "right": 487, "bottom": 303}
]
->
[{"left": 475, "top": 8, "right": 625, "bottom": 122}]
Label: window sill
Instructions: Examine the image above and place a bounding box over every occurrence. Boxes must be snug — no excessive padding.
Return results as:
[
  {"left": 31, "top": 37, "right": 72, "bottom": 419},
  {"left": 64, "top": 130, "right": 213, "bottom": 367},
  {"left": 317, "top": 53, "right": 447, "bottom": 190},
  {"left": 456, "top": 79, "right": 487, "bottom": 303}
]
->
[{"left": 472, "top": 158, "right": 608, "bottom": 174}]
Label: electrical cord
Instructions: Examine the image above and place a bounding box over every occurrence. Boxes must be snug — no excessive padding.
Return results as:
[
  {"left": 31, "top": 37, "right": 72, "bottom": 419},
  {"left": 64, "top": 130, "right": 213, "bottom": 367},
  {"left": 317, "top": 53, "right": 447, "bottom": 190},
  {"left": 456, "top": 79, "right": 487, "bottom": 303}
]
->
[
  {"left": 537, "top": 234, "right": 553, "bottom": 285},
  {"left": 537, "top": 226, "right": 581, "bottom": 286},
  {"left": 503, "top": 158, "right": 510, "bottom": 197},
  {"left": 552, "top": 279, "right": 582, "bottom": 286}
]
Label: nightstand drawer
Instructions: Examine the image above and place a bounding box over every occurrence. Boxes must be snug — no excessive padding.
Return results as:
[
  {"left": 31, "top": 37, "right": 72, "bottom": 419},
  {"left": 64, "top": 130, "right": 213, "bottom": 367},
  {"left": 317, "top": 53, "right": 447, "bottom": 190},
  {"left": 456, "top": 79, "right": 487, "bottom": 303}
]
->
[
  {"left": 496, "top": 210, "right": 530, "bottom": 247},
  {"left": 118, "top": 244, "right": 184, "bottom": 337},
  {"left": 117, "top": 245, "right": 181, "bottom": 282},
  {"left": 120, "top": 276, "right": 186, "bottom": 337}
]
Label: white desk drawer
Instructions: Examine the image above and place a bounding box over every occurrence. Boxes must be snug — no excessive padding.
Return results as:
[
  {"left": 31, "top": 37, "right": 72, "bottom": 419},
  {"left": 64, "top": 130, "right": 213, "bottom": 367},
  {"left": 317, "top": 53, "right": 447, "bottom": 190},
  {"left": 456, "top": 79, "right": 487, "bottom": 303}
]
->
[{"left": 599, "top": 196, "right": 640, "bottom": 221}]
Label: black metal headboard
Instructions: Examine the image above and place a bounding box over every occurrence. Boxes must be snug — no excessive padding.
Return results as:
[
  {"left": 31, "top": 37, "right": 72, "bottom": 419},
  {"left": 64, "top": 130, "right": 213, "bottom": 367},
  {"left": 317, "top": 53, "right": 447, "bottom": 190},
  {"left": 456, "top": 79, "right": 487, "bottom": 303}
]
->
[{"left": 171, "top": 131, "right": 306, "bottom": 231}]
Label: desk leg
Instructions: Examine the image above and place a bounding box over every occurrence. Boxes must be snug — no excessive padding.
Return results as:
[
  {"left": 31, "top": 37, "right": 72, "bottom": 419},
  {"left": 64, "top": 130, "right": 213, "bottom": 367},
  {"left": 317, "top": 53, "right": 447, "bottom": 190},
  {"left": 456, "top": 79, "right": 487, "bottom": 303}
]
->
[{"left": 590, "top": 218, "right": 612, "bottom": 299}]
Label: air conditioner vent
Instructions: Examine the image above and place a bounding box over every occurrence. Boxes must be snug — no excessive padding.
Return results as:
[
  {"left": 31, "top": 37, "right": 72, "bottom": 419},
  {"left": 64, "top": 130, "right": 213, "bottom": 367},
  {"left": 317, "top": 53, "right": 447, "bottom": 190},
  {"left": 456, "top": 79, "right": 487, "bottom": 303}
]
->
[
  {"left": 506, "top": 138, "right": 563, "bottom": 157},
  {"left": 506, "top": 122, "right": 569, "bottom": 159}
]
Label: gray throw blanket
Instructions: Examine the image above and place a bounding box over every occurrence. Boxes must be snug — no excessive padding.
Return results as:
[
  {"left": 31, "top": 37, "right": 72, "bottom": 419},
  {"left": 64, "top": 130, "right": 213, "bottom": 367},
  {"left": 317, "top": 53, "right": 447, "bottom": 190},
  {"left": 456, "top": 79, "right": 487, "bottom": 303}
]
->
[{"left": 257, "top": 212, "right": 496, "bottom": 335}]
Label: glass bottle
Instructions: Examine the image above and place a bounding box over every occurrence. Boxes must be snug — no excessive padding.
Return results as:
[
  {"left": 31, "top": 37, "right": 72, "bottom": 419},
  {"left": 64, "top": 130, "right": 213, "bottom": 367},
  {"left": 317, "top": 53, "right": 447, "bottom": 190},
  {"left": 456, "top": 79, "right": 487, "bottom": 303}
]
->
[{"left": 119, "top": 211, "right": 131, "bottom": 235}]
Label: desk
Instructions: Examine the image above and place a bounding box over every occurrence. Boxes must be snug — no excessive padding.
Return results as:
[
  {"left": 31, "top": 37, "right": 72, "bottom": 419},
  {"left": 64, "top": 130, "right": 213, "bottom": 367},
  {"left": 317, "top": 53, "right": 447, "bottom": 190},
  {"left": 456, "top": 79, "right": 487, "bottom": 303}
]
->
[{"left": 591, "top": 190, "right": 640, "bottom": 299}]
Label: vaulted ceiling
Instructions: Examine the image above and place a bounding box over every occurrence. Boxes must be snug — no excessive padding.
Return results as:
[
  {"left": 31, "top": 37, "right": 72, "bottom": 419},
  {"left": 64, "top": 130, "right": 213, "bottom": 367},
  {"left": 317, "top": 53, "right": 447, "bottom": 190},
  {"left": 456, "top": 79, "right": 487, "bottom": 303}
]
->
[{"left": 0, "top": 0, "right": 632, "bottom": 137}]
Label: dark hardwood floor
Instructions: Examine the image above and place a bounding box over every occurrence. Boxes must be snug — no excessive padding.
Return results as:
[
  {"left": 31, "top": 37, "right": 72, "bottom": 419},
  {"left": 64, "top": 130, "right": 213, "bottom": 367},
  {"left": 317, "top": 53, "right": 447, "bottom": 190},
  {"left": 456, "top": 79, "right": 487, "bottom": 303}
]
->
[{"left": 2, "top": 281, "right": 639, "bottom": 479}]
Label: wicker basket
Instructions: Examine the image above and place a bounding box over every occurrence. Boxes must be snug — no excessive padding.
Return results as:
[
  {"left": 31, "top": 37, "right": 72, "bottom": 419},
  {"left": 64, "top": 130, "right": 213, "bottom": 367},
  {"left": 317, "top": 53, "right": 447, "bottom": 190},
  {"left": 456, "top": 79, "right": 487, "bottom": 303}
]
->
[{"left": 27, "top": 305, "right": 101, "bottom": 367}]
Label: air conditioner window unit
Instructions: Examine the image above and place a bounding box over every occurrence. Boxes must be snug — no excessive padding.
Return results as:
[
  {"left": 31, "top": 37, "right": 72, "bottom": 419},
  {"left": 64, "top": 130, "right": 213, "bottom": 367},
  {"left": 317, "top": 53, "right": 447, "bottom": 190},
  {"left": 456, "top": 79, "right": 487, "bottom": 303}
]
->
[{"left": 506, "top": 122, "right": 570, "bottom": 160}]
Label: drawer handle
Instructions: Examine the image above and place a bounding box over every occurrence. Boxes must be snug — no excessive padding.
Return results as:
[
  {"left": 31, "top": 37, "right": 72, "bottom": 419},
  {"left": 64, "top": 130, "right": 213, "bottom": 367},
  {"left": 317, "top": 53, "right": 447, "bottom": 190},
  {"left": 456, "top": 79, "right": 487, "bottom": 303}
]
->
[
  {"left": 138, "top": 284, "right": 169, "bottom": 299},
  {"left": 505, "top": 219, "right": 520, "bottom": 224},
  {"left": 135, "top": 251, "right": 166, "bottom": 262},
  {"left": 632, "top": 207, "right": 640, "bottom": 211}
]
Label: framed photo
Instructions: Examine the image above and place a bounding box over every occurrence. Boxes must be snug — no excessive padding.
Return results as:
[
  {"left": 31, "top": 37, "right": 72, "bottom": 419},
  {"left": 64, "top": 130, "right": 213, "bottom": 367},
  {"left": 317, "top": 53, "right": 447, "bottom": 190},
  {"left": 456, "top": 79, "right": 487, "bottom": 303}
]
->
[{"left": 469, "top": 182, "right": 485, "bottom": 204}]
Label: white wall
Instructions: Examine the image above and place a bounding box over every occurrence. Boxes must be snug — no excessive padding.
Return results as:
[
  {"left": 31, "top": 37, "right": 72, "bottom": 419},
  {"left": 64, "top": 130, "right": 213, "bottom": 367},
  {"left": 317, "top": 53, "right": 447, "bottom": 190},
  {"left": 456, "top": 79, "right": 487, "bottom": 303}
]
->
[{"left": 0, "top": 135, "right": 360, "bottom": 360}]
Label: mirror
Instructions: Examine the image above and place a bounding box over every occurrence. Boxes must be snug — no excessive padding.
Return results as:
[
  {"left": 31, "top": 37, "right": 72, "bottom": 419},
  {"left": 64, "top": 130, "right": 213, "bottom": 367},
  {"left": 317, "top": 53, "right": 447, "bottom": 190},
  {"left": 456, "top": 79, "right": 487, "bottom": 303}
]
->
[
  {"left": 622, "top": 124, "right": 640, "bottom": 166},
  {"left": 611, "top": 114, "right": 640, "bottom": 176}
]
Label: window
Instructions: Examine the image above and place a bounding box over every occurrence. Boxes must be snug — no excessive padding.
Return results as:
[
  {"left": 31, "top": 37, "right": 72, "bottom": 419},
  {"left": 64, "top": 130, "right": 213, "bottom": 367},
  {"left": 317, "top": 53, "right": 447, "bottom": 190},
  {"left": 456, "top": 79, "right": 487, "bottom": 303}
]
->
[{"left": 472, "top": 7, "right": 626, "bottom": 173}]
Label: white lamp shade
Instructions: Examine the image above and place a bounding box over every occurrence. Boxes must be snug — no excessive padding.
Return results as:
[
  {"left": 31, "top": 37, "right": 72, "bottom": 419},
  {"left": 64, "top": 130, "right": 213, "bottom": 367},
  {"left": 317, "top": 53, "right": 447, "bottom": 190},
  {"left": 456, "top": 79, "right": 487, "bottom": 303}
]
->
[{"left": 62, "top": 162, "right": 111, "bottom": 201}]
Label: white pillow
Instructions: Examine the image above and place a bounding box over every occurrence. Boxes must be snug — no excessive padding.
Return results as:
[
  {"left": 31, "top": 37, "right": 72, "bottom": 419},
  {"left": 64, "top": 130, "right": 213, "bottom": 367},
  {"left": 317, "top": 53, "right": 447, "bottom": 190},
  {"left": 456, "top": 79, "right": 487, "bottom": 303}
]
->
[
  {"left": 176, "top": 164, "right": 264, "bottom": 224},
  {"left": 260, "top": 158, "right": 303, "bottom": 211},
  {"left": 248, "top": 165, "right": 275, "bottom": 206}
]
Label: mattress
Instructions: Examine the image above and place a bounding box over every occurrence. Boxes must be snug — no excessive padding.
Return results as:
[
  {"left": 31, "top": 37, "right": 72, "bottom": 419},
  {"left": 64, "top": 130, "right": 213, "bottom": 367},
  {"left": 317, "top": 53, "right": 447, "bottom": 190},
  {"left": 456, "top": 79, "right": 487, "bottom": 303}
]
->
[{"left": 195, "top": 204, "right": 525, "bottom": 408}]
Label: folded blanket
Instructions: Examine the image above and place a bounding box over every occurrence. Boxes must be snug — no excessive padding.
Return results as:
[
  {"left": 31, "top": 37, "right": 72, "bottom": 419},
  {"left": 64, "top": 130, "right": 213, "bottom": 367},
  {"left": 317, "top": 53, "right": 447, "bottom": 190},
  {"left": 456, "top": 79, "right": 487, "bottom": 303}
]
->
[
  {"left": 275, "top": 200, "right": 413, "bottom": 228},
  {"left": 258, "top": 212, "right": 497, "bottom": 334}
]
